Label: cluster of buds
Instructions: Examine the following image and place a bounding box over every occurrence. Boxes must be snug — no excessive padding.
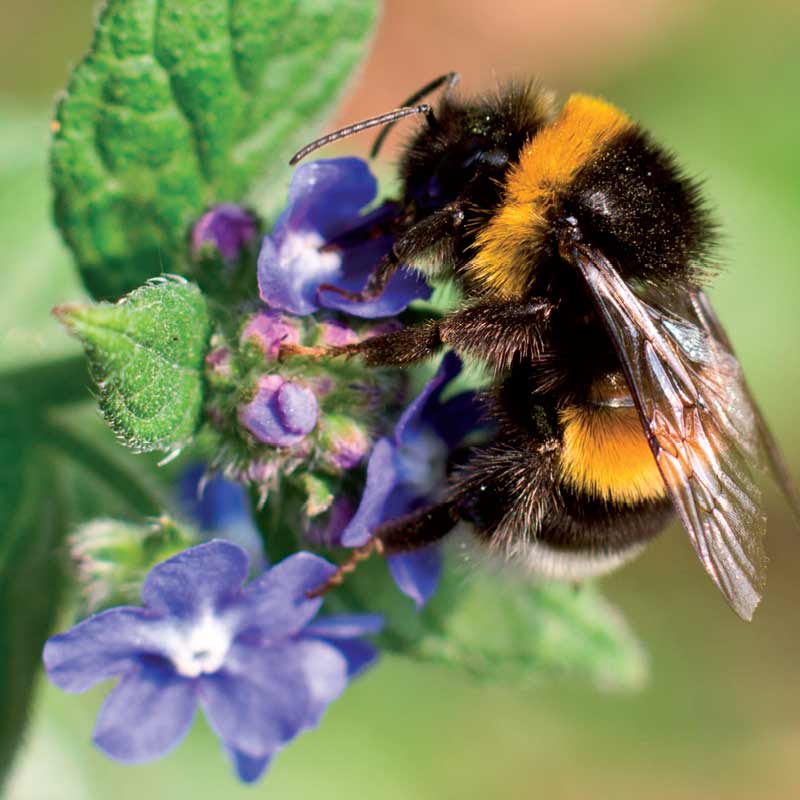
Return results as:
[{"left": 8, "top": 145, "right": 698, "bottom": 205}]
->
[{"left": 195, "top": 158, "right": 435, "bottom": 543}]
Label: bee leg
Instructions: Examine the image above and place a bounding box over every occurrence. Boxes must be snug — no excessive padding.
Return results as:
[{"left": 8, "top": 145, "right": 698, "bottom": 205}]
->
[
  {"left": 304, "top": 501, "right": 460, "bottom": 600},
  {"left": 284, "top": 298, "right": 554, "bottom": 368},
  {"left": 318, "top": 248, "right": 402, "bottom": 304},
  {"left": 374, "top": 500, "right": 463, "bottom": 554},
  {"left": 319, "top": 203, "right": 467, "bottom": 305}
]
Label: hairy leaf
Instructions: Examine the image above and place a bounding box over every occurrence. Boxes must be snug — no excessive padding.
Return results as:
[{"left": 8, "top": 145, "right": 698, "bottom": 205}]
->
[
  {"left": 51, "top": 0, "right": 379, "bottom": 299},
  {"left": 55, "top": 279, "right": 212, "bottom": 452},
  {"left": 329, "top": 553, "right": 647, "bottom": 691}
]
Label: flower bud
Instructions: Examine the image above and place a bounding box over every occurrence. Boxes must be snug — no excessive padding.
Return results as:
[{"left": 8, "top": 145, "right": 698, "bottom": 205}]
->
[
  {"left": 69, "top": 517, "right": 196, "bottom": 614},
  {"left": 238, "top": 374, "right": 319, "bottom": 447},
  {"left": 192, "top": 204, "right": 257, "bottom": 263},
  {"left": 241, "top": 310, "right": 301, "bottom": 360},
  {"left": 318, "top": 413, "right": 371, "bottom": 473}
]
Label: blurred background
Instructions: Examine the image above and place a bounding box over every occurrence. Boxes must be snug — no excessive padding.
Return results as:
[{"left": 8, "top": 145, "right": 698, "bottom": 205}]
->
[{"left": 2, "top": 0, "right": 800, "bottom": 797}]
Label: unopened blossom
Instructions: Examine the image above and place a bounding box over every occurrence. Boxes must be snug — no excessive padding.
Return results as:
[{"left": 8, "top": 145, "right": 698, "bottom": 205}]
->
[
  {"left": 43, "top": 541, "right": 381, "bottom": 783},
  {"left": 192, "top": 204, "right": 258, "bottom": 263},
  {"left": 240, "top": 310, "right": 301, "bottom": 361},
  {"left": 238, "top": 374, "right": 319, "bottom": 447}
]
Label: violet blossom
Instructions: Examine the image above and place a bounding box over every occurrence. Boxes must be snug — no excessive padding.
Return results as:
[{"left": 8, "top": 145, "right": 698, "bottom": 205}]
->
[
  {"left": 43, "top": 541, "right": 382, "bottom": 783},
  {"left": 257, "top": 157, "right": 430, "bottom": 318},
  {"left": 340, "top": 353, "right": 487, "bottom": 608}
]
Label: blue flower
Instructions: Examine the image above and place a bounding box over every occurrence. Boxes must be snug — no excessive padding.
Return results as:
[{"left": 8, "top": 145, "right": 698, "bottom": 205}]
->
[
  {"left": 43, "top": 541, "right": 382, "bottom": 783},
  {"left": 192, "top": 204, "right": 257, "bottom": 263},
  {"left": 178, "top": 465, "right": 264, "bottom": 570},
  {"left": 257, "top": 158, "right": 431, "bottom": 318},
  {"left": 340, "top": 353, "right": 486, "bottom": 608}
]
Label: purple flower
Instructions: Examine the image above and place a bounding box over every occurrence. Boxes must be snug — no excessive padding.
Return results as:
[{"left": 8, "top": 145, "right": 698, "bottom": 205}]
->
[
  {"left": 340, "top": 353, "right": 486, "bottom": 608},
  {"left": 192, "top": 204, "right": 258, "bottom": 263},
  {"left": 43, "top": 541, "right": 381, "bottom": 783},
  {"left": 239, "top": 374, "right": 319, "bottom": 447},
  {"left": 257, "top": 158, "right": 430, "bottom": 318}
]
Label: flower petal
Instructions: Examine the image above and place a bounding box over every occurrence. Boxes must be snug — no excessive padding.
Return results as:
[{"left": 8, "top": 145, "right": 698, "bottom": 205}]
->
[
  {"left": 280, "top": 158, "right": 377, "bottom": 240},
  {"left": 198, "top": 643, "right": 309, "bottom": 756},
  {"left": 323, "top": 638, "right": 379, "bottom": 679},
  {"left": 230, "top": 749, "right": 274, "bottom": 783},
  {"left": 238, "top": 552, "right": 335, "bottom": 639},
  {"left": 387, "top": 548, "right": 443, "bottom": 610},
  {"left": 93, "top": 660, "right": 197, "bottom": 763},
  {"left": 317, "top": 256, "right": 432, "bottom": 319},
  {"left": 141, "top": 540, "right": 249, "bottom": 620},
  {"left": 339, "top": 439, "right": 398, "bottom": 547},
  {"left": 179, "top": 465, "right": 251, "bottom": 532},
  {"left": 304, "top": 614, "right": 384, "bottom": 639},
  {"left": 431, "top": 390, "right": 489, "bottom": 449},
  {"left": 394, "top": 352, "right": 462, "bottom": 446},
  {"left": 294, "top": 638, "right": 350, "bottom": 728},
  {"left": 43, "top": 607, "right": 166, "bottom": 692},
  {"left": 257, "top": 228, "right": 336, "bottom": 315}
]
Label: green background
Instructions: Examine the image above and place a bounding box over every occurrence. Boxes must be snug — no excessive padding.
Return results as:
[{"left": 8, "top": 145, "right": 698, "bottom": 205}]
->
[{"left": 2, "top": 0, "right": 799, "bottom": 797}]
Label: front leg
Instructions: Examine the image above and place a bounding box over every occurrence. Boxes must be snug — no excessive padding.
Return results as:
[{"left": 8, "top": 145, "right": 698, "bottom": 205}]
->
[
  {"left": 282, "top": 299, "right": 554, "bottom": 369},
  {"left": 319, "top": 203, "right": 466, "bottom": 304}
]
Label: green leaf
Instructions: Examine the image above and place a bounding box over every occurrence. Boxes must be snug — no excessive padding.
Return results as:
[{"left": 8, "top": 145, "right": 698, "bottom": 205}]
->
[
  {"left": 0, "top": 399, "right": 66, "bottom": 786},
  {"left": 51, "top": 0, "right": 379, "bottom": 299},
  {"left": 413, "top": 570, "right": 648, "bottom": 691},
  {"left": 330, "top": 554, "right": 647, "bottom": 692},
  {"left": 55, "top": 278, "right": 212, "bottom": 452}
]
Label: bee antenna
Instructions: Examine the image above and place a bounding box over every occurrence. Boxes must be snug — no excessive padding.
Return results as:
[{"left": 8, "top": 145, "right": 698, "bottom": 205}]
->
[
  {"left": 289, "top": 106, "right": 432, "bottom": 166},
  {"left": 370, "top": 71, "right": 459, "bottom": 159}
]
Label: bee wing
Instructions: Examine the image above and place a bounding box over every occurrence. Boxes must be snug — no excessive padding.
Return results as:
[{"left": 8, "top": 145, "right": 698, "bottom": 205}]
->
[
  {"left": 692, "top": 290, "right": 800, "bottom": 524},
  {"left": 564, "top": 239, "right": 769, "bottom": 620}
]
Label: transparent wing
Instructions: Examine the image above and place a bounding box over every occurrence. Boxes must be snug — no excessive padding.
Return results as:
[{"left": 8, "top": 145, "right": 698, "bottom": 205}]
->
[
  {"left": 692, "top": 290, "right": 800, "bottom": 524},
  {"left": 564, "top": 240, "right": 768, "bottom": 620}
]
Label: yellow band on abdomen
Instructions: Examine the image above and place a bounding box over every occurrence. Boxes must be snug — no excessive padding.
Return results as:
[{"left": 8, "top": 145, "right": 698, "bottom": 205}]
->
[{"left": 559, "top": 404, "right": 666, "bottom": 505}]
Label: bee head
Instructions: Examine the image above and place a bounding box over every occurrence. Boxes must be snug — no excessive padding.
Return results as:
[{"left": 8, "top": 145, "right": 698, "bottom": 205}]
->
[{"left": 399, "top": 82, "right": 555, "bottom": 213}]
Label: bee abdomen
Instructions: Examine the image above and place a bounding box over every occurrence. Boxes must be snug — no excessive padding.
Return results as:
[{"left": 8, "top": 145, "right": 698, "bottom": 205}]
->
[{"left": 557, "top": 403, "right": 667, "bottom": 505}]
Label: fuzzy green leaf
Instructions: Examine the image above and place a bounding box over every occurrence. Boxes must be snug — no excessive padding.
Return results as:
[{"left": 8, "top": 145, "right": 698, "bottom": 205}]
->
[
  {"left": 55, "top": 279, "right": 212, "bottom": 452},
  {"left": 330, "top": 554, "right": 647, "bottom": 692},
  {"left": 51, "top": 0, "right": 379, "bottom": 299},
  {"left": 412, "top": 570, "right": 648, "bottom": 691}
]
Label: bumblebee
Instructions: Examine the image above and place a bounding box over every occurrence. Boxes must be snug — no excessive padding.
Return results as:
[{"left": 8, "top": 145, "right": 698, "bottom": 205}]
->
[{"left": 290, "top": 74, "right": 799, "bottom": 620}]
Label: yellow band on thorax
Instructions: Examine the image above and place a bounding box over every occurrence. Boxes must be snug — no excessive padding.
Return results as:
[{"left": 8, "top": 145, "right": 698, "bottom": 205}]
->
[{"left": 469, "top": 94, "right": 633, "bottom": 298}]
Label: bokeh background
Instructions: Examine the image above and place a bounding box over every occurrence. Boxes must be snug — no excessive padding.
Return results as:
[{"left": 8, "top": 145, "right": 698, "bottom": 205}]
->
[{"left": 3, "top": 0, "right": 800, "bottom": 797}]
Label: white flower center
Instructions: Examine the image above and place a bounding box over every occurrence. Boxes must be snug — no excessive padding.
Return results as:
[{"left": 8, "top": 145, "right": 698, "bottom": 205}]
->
[
  {"left": 282, "top": 229, "right": 342, "bottom": 297},
  {"left": 165, "top": 612, "right": 234, "bottom": 679}
]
